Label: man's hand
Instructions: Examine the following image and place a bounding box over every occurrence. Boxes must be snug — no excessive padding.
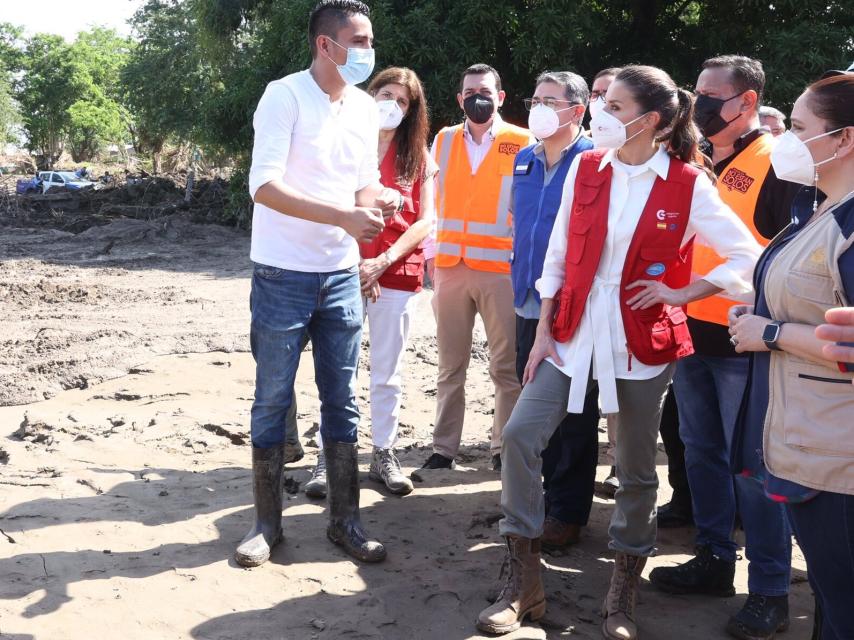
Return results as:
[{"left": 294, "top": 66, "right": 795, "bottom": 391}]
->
[
  {"left": 363, "top": 280, "right": 381, "bottom": 303},
  {"left": 625, "top": 280, "right": 687, "bottom": 310},
  {"left": 339, "top": 206, "right": 384, "bottom": 242},
  {"left": 375, "top": 188, "right": 402, "bottom": 218}
]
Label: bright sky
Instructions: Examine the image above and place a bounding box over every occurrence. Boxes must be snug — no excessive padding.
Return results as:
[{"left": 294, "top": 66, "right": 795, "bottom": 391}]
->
[{"left": 0, "top": 0, "right": 146, "bottom": 41}]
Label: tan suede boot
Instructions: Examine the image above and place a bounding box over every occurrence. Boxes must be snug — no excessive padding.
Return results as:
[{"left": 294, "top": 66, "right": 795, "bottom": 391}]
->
[
  {"left": 476, "top": 536, "right": 546, "bottom": 635},
  {"left": 601, "top": 552, "right": 646, "bottom": 640}
]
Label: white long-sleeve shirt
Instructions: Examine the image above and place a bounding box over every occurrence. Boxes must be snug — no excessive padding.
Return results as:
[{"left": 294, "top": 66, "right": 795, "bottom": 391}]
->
[
  {"left": 248, "top": 70, "right": 381, "bottom": 272},
  {"left": 536, "top": 146, "right": 762, "bottom": 414}
]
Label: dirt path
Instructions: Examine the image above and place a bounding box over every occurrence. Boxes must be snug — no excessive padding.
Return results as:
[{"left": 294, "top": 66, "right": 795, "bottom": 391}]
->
[{"left": 0, "top": 216, "right": 813, "bottom": 639}]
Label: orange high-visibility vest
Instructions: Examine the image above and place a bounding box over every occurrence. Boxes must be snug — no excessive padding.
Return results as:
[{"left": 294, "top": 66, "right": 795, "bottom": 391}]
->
[
  {"left": 433, "top": 121, "right": 531, "bottom": 273},
  {"left": 687, "top": 134, "right": 775, "bottom": 326}
]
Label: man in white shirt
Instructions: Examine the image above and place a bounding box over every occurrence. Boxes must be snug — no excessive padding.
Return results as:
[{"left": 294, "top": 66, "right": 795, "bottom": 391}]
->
[{"left": 235, "top": 0, "right": 400, "bottom": 568}]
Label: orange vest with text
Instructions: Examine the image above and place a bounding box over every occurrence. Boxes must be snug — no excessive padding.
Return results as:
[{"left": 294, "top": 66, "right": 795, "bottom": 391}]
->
[
  {"left": 687, "top": 134, "right": 774, "bottom": 325},
  {"left": 432, "top": 121, "right": 531, "bottom": 273}
]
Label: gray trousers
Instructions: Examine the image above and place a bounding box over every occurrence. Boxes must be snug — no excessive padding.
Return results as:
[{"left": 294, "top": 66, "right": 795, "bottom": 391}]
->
[{"left": 499, "top": 360, "right": 675, "bottom": 557}]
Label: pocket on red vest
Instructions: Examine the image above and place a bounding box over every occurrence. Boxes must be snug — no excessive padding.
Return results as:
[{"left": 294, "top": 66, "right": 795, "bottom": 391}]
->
[{"left": 648, "top": 306, "right": 690, "bottom": 352}]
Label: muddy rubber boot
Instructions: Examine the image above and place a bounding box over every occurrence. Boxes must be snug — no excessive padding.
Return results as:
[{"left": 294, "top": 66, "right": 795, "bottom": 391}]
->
[
  {"left": 601, "top": 552, "right": 646, "bottom": 640},
  {"left": 476, "top": 536, "right": 546, "bottom": 635},
  {"left": 304, "top": 451, "right": 327, "bottom": 499},
  {"left": 234, "top": 445, "right": 284, "bottom": 567},
  {"left": 325, "top": 441, "right": 386, "bottom": 563}
]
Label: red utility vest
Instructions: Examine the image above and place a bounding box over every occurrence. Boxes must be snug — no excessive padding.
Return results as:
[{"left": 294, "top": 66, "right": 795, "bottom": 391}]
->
[
  {"left": 551, "top": 149, "right": 699, "bottom": 366},
  {"left": 361, "top": 139, "right": 426, "bottom": 292}
]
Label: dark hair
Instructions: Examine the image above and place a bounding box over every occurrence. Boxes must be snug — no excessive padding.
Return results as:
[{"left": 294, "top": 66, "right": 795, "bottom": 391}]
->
[
  {"left": 460, "top": 63, "right": 502, "bottom": 93},
  {"left": 702, "top": 55, "right": 765, "bottom": 104},
  {"left": 535, "top": 70, "right": 590, "bottom": 105},
  {"left": 368, "top": 67, "right": 431, "bottom": 185},
  {"left": 615, "top": 65, "right": 706, "bottom": 171},
  {"left": 308, "top": 0, "right": 370, "bottom": 57},
  {"left": 594, "top": 67, "right": 622, "bottom": 82},
  {"left": 806, "top": 74, "right": 854, "bottom": 132}
]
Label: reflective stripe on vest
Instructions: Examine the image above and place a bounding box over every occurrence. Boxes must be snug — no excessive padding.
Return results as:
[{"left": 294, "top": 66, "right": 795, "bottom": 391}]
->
[
  {"left": 433, "top": 123, "right": 531, "bottom": 273},
  {"left": 687, "top": 134, "right": 774, "bottom": 325}
]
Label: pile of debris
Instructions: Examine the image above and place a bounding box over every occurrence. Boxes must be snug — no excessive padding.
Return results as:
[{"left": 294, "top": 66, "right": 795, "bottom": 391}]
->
[{"left": 0, "top": 174, "right": 234, "bottom": 233}]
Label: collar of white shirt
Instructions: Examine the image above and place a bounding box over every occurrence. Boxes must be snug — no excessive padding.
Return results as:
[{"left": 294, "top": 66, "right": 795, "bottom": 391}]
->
[
  {"left": 464, "top": 114, "right": 502, "bottom": 143},
  {"left": 598, "top": 144, "right": 671, "bottom": 179}
]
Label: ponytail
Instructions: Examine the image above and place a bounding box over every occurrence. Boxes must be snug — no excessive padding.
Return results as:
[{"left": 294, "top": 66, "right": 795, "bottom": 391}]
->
[{"left": 663, "top": 88, "right": 714, "bottom": 179}]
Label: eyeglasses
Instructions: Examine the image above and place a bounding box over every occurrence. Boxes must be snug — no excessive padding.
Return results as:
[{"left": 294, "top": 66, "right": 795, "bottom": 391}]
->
[{"left": 523, "top": 98, "right": 581, "bottom": 111}]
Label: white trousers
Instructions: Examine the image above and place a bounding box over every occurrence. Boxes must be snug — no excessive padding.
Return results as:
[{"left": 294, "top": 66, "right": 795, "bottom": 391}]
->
[{"left": 318, "top": 286, "right": 416, "bottom": 450}]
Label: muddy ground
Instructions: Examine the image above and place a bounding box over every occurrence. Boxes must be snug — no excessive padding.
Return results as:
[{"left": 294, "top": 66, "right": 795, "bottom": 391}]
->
[{"left": 0, "top": 214, "right": 813, "bottom": 640}]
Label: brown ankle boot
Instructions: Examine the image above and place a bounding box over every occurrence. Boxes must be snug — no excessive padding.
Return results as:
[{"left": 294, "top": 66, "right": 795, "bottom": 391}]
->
[
  {"left": 476, "top": 536, "right": 546, "bottom": 635},
  {"left": 601, "top": 552, "right": 646, "bottom": 640}
]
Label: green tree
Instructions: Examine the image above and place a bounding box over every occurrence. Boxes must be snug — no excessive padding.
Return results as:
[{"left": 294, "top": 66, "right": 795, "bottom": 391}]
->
[
  {"left": 0, "top": 72, "right": 21, "bottom": 147},
  {"left": 121, "top": 0, "right": 207, "bottom": 173}
]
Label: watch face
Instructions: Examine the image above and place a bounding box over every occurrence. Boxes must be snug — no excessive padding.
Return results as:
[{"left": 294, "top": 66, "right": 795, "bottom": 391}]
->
[{"left": 762, "top": 323, "right": 780, "bottom": 343}]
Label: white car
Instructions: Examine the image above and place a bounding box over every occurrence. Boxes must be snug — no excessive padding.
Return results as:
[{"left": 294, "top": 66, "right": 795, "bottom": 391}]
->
[{"left": 37, "top": 171, "right": 95, "bottom": 193}]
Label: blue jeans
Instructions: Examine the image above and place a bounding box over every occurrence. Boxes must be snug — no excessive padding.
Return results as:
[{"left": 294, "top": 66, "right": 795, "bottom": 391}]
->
[
  {"left": 674, "top": 353, "right": 791, "bottom": 596},
  {"left": 249, "top": 263, "right": 362, "bottom": 448},
  {"left": 787, "top": 492, "right": 854, "bottom": 640}
]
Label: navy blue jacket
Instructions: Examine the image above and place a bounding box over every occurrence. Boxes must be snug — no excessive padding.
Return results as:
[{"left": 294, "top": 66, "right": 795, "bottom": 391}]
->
[{"left": 510, "top": 136, "right": 594, "bottom": 308}]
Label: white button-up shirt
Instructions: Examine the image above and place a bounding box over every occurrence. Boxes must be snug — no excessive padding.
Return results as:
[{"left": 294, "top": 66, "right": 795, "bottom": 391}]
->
[
  {"left": 536, "top": 146, "right": 762, "bottom": 414},
  {"left": 248, "top": 70, "right": 380, "bottom": 272},
  {"left": 462, "top": 115, "right": 500, "bottom": 173}
]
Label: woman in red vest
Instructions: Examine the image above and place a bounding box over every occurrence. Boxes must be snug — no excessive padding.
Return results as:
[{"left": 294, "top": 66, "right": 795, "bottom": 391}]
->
[
  {"left": 306, "top": 67, "right": 436, "bottom": 498},
  {"left": 477, "top": 66, "right": 762, "bottom": 640}
]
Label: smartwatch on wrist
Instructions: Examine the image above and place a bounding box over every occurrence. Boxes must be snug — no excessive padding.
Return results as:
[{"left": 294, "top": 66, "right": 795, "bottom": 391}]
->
[{"left": 762, "top": 320, "right": 785, "bottom": 351}]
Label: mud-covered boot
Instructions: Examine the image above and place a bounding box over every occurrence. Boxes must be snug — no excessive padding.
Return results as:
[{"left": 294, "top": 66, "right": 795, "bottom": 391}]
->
[
  {"left": 325, "top": 441, "right": 386, "bottom": 563},
  {"left": 476, "top": 536, "right": 546, "bottom": 634},
  {"left": 304, "top": 451, "right": 327, "bottom": 499},
  {"left": 601, "top": 552, "right": 646, "bottom": 640},
  {"left": 234, "top": 445, "right": 284, "bottom": 567}
]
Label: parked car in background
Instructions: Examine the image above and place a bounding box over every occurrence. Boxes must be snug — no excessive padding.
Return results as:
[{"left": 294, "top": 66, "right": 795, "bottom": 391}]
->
[
  {"left": 37, "top": 171, "right": 95, "bottom": 193},
  {"left": 15, "top": 176, "right": 42, "bottom": 194}
]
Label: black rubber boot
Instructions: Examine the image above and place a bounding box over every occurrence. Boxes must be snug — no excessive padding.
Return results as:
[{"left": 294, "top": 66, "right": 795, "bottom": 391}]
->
[
  {"left": 657, "top": 496, "right": 694, "bottom": 528},
  {"left": 235, "top": 445, "right": 284, "bottom": 567},
  {"left": 726, "top": 594, "right": 789, "bottom": 640},
  {"left": 325, "top": 441, "right": 386, "bottom": 563},
  {"left": 649, "top": 544, "right": 736, "bottom": 597}
]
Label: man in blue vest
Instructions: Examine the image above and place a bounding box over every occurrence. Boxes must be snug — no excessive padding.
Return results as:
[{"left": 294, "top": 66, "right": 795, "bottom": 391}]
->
[{"left": 509, "top": 70, "right": 598, "bottom": 548}]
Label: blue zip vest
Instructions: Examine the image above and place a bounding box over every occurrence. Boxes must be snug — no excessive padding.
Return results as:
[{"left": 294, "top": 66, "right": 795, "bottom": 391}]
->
[{"left": 510, "top": 136, "right": 594, "bottom": 308}]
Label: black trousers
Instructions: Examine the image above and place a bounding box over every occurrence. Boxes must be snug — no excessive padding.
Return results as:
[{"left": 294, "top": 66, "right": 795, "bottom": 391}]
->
[
  {"left": 515, "top": 315, "right": 599, "bottom": 526},
  {"left": 659, "top": 384, "right": 692, "bottom": 507}
]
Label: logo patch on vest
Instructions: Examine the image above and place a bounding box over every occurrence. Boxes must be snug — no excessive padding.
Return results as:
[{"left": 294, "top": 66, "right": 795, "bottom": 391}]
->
[
  {"left": 646, "top": 263, "right": 666, "bottom": 276},
  {"left": 499, "top": 143, "right": 521, "bottom": 155},
  {"left": 721, "top": 168, "right": 755, "bottom": 194}
]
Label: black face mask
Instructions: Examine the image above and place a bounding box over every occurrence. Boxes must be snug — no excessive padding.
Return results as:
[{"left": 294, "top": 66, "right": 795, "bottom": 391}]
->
[
  {"left": 694, "top": 92, "right": 744, "bottom": 138},
  {"left": 463, "top": 93, "right": 495, "bottom": 125}
]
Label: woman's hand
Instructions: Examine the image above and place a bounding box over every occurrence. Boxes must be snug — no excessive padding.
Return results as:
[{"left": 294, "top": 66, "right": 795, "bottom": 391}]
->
[
  {"left": 728, "top": 313, "right": 770, "bottom": 353},
  {"left": 727, "top": 304, "right": 754, "bottom": 326},
  {"left": 523, "top": 329, "right": 564, "bottom": 385},
  {"left": 359, "top": 254, "right": 392, "bottom": 290},
  {"left": 363, "top": 280, "right": 381, "bottom": 303},
  {"left": 625, "top": 280, "right": 687, "bottom": 310},
  {"left": 815, "top": 307, "right": 854, "bottom": 371}
]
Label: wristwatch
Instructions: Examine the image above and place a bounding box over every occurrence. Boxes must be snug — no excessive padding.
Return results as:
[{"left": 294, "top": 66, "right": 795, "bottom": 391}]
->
[{"left": 762, "top": 320, "right": 785, "bottom": 351}]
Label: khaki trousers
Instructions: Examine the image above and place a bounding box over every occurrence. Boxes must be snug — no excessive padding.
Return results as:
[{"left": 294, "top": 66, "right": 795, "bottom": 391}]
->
[{"left": 431, "top": 262, "right": 520, "bottom": 458}]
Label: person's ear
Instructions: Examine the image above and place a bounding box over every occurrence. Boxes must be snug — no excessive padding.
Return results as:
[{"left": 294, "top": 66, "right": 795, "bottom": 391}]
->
[
  {"left": 643, "top": 110, "right": 661, "bottom": 130},
  {"left": 457, "top": 93, "right": 464, "bottom": 111},
  {"left": 836, "top": 126, "right": 854, "bottom": 160},
  {"left": 497, "top": 90, "right": 506, "bottom": 108},
  {"left": 741, "top": 89, "right": 759, "bottom": 113}
]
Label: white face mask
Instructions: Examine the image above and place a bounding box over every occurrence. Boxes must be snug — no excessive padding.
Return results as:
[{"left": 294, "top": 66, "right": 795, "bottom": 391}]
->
[
  {"left": 527, "top": 103, "right": 575, "bottom": 139},
  {"left": 588, "top": 96, "right": 606, "bottom": 121},
  {"left": 770, "top": 128, "right": 843, "bottom": 186},
  {"left": 589, "top": 109, "right": 648, "bottom": 149},
  {"left": 377, "top": 99, "right": 405, "bottom": 130}
]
